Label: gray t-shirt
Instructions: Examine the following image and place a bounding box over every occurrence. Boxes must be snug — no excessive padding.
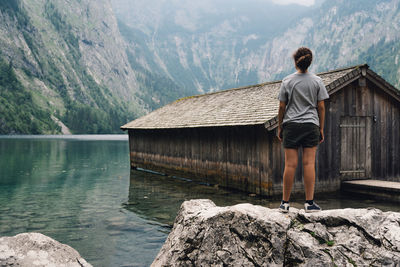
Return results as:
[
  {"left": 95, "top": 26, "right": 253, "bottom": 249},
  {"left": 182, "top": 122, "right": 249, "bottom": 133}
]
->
[{"left": 278, "top": 72, "right": 329, "bottom": 126}]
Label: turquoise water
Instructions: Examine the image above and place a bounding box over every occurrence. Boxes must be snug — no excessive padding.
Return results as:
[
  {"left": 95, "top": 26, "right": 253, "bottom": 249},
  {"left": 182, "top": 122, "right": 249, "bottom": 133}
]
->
[
  {"left": 0, "top": 135, "right": 399, "bottom": 266},
  {"left": 0, "top": 135, "right": 163, "bottom": 267}
]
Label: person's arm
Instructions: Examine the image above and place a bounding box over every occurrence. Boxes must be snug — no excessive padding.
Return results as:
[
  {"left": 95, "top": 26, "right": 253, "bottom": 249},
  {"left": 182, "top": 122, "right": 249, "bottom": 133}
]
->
[
  {"left": 277, "top": 101, "right": 286, "bottom": 142},
  {"left": 317, "top": 100, "right": 325, "bottom": 143}
]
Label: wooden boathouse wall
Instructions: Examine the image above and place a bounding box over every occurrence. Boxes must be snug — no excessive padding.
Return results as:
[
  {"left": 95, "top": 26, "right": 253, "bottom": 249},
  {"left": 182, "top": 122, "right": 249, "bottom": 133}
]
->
[
  {"left": 320, "top": 78, "right": 400, "bottom": 182},
  {"left": 129, "top": 125, "right": 284, "bottom": 196},
  {"left": 316, "top": 77, "right": 400, "bottom": 188},
  {"left": 123, "top": 65, "right": 400, "bottom": 197}
]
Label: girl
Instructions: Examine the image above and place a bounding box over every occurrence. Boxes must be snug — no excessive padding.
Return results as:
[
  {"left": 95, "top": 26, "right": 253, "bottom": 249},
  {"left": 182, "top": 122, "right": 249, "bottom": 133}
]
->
[{"left": 277, "top": 47, "right": 329, "bottom": 213}]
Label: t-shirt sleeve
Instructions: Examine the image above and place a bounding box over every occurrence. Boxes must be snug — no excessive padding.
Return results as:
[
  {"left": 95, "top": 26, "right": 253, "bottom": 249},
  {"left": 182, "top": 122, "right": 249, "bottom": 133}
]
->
[
  {"left": 317, "top": 79, "right": 329, "bottom": 101},
  {"left": 278, "top": 82, "right": 288, "bottom": 102}
]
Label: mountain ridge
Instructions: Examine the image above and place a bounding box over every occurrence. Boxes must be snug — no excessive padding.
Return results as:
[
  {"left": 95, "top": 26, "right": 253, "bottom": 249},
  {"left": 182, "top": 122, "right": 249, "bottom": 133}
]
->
[
  {"left": 1, "top": 0, "right": 399, "bottom": 134},
  {"left": 113, "top": 0, "right": 400, "bottom": 92}
]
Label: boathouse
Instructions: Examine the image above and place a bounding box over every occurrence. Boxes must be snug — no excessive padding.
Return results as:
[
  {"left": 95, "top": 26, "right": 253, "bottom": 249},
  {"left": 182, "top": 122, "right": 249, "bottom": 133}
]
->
[{"left": 121, "top": 64, "right": 400, "bottom": 196}]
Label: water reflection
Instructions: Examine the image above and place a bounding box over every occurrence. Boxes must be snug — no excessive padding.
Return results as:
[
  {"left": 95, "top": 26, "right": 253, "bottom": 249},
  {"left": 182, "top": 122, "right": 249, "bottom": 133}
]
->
[
  {"left": 125, "top": 169, "right": 282, "bottom": 226},
  {"left": 125, "top": 169, "right": 400, "bottom": 228}
]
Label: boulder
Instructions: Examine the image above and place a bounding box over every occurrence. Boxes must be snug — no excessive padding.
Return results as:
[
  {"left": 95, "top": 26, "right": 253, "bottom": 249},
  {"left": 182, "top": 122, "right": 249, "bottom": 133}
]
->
[
  {"left": 0, "top": 233, "right": 92, "bottom": 267},
  {"left": 152, "top": 199, "right": 400, "bottom": 266}
]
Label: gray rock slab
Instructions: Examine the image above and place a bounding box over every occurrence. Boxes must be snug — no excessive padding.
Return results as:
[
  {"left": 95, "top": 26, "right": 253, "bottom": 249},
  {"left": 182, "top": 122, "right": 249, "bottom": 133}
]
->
[
  {"left": 152, "top": 199, "right": 400, "bottom": 266},
  {"left": 0, "top": 232, "right": 92, "bottom": 267}
]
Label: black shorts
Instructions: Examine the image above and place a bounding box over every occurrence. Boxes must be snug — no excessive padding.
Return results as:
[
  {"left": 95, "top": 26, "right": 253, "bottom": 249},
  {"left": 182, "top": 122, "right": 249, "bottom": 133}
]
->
[{"left": 282, "top": 122, "right": 320, "bottom": 148}]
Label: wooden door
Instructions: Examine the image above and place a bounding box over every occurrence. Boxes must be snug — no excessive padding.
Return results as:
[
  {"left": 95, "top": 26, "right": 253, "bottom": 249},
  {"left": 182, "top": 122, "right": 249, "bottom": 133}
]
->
[{"left": 340, "top": 116, "right": 372, "bottom": 179}]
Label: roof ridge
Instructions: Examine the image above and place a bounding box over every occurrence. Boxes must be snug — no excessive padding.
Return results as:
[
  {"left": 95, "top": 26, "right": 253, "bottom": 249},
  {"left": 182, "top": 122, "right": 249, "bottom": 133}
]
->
[{"left": 317, "top": 63, "right": 368, "bottom": 75}]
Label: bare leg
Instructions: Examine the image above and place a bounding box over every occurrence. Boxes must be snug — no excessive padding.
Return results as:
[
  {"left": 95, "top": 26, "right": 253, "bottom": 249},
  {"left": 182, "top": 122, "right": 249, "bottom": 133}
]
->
[
  {"left": 303, "top": 146, "right": 318, "bottom": 201},
  {"left": 282, "top": 148, "right": 298, "bottom": 201}
]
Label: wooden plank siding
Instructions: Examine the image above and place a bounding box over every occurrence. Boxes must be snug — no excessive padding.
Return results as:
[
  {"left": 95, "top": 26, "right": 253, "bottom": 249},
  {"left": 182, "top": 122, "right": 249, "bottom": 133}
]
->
[
  {"left": 368, "top": 81, "right": 400, "bottom": 180},
  {"left": 339, "top": 116, "right": 370, "bottom": 178},
  {"left": 319, "top": 79, "right": 399, "bottom": 177},
  {"left": 129, "top": 126, "right": 265, "bottom": 194},
  {"left": 127, "top": 75, "right": 400, "bottom": 196},
  {"left": 322, "top": 79, "right": 400, "bottom": 182},
  {"left": 129, "top": 125, "right": 289, "bottom": 196}
]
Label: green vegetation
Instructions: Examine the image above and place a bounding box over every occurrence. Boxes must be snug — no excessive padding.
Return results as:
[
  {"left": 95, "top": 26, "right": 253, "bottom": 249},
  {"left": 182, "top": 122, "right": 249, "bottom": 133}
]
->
[
  {"left": 310, "top": 231, "right": 326, "bottom": 244},
  {"left": 125, "top": 47, "right": 189, "bottom": 110},
  {"left": 309, "top": 231, "right": 335, "bottom": 247},
  {"left": 360, "top": 38, "right": 400, "bottom": 89},
  {"left": 348, "top": 258, "right": 357, "bottom": 267},
  {"left": 0, "top": 1, "right": 61, "bottom": 134},
  {"left": 326, "top": 240, "right": 335, "bottom": 246},
  {"left": 0, "top": 0, "right": 28, "bottom": 29},
  {"left": 42, "top": 1, "right": 135, "bottom": 133},
  {"left": 64, "top": 103, "right": 130, "bottom": 133},
  {"left": 0, "top": 1, "right": 138, "bottom": 134},
  {"left": 0, "top": 57, "right": 60, "bottom": 134}
]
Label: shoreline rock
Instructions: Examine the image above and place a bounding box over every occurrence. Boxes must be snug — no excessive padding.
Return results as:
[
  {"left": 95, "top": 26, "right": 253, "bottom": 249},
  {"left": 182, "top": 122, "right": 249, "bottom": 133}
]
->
[
  {"left": 152, "top": 199, "right": 400, "bottom": 266},
  {"left": 0, "top": 233, "right": 92, "bottom": 267}
]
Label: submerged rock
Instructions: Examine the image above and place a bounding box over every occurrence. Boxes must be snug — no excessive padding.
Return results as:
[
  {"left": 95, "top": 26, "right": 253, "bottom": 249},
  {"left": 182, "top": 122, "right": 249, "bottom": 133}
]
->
[
  {"left": 152, "top": 199, "right": 400, "bottom": 266},
  {"left": 0, "top": 233, "right": 92, "bottom": 267}
]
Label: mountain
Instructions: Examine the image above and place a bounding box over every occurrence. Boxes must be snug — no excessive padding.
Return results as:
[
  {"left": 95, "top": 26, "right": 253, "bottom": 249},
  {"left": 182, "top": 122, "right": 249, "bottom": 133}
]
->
[
  {"left": 112, "top": 0, "right": 400, "bottom": 91},
  {"left": 112, "top": 0, "right": 309, "bottom": 93},
  {"left": 0, "top": 0, "right": 184, "bottom": 134},
  {"left": 1, "top": 0, "right": 399, "bottom": 134},
  {"left": 262, "top": 0, "right": 400, "bottom": 85}
]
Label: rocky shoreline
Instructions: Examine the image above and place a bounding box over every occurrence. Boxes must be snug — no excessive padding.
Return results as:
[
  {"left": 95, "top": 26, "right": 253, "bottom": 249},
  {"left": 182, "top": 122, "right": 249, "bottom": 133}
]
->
[
  {"left": 2, "top": 201, "right": 400, "bottom": 266},
  {"left": 152, "top": 199, "right": 400, "bottom": 266},
  {"left": 0, "top": 233, "right": 92, "bottom": 267}
]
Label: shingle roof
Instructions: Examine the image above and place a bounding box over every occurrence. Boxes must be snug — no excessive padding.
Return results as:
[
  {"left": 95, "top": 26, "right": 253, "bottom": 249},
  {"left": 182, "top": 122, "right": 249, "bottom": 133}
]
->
[{"left": 121, "top": 64, "right": 394, "bottom": 130}]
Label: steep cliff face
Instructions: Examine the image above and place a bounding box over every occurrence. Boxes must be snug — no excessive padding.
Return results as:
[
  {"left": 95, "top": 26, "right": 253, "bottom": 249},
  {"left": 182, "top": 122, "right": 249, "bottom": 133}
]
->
[
  {"left": 113, "top": 0, "right": 400, "bottom": 92},
  {"left": 112, "top": 0, "right": 308, "bottom": 93},
  {"left": 262, "top": 0, "right": 400, "bottom": 87},
  {"left": 0, "top": 0, "right": 162, "bottom": 134}
]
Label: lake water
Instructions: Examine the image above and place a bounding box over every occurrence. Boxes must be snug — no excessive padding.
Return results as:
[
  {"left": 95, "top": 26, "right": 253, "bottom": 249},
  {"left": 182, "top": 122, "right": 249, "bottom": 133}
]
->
[{"left": 0, "top": 135, "right": 399, "bottom": 266}]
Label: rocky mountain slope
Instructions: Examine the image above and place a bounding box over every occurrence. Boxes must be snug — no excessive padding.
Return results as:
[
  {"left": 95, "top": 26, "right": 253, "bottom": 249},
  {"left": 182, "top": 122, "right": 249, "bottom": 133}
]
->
[
  {"left": 263, "top": 0, "right": 400, "bottom": 85},
  {"left": 113, "top": 0, "right": 400, "bottom": 93},
  {"left": 112, "top": 0, "right": 309, "bottom": 93},
  {"left": 0, "top": 0, "right": 184, "bottom": 134},
  {"left": 1, "top": 0, "right": 399, "bottom": 134}
]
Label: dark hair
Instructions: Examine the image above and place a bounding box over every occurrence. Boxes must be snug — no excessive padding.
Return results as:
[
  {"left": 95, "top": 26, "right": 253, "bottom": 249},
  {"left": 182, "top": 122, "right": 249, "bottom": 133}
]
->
[{"left": 293, "top": 47, "right": 313, "bottom": 72}]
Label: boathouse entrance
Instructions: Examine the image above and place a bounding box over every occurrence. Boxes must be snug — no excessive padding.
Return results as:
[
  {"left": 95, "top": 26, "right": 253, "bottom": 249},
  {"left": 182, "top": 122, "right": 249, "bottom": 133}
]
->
[{"left": 339, "top": 116, "right": 372, "bottom": 179}]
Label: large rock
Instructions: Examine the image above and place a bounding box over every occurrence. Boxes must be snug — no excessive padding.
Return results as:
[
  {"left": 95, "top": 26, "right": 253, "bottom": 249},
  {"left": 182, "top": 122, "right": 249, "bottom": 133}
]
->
[
  {"left": 152, "top": 199, "right": 400, "bottom": 266},
  {"left": 0, "top": 233, "right": 92, "bottom": 267}
]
